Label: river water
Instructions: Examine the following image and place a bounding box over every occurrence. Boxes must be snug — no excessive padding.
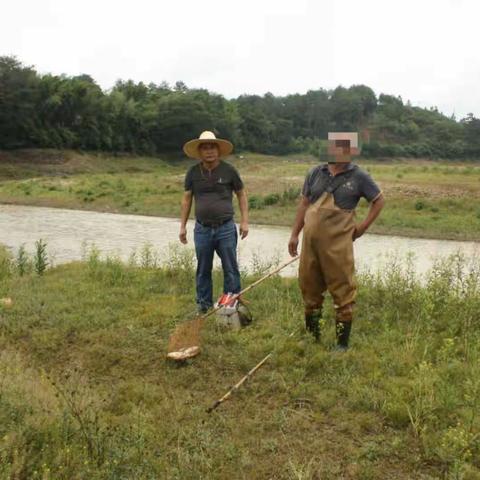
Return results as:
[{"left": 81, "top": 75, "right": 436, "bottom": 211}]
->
[{"left": 1, "top": 204, "right": 479, "bottom": 277}]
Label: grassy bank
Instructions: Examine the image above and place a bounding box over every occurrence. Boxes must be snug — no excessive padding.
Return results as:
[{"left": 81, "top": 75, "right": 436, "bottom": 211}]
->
[
  {"left": 0, "top": 243, "right": 479, "bottom": 478},
  {"left": 1, "top": 150, "right": 480, "bottom": 240}
]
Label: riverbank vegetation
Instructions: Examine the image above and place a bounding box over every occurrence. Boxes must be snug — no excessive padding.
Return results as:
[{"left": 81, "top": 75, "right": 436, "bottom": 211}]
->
[
  {"left": 0, "top": 243, "right": 479, "bottom": 478},
  {"left": 1, "top": 150, "right": 480, "bottom": 240},
  {"left": 2, "top": 56, "right": 480, "bottom": 159}
]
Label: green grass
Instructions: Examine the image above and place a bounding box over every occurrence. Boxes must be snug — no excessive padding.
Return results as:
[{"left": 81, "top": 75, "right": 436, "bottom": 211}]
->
[
  {"left": 0, "top": 243, "right": 479, "bottom": 478},
  {"left": 1, "top": 149, "right": 480, "bottom": 240}
]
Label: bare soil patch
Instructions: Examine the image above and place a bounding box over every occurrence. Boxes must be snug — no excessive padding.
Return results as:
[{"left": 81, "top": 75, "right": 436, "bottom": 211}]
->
[{"left": 380, "top": 181, "right": 478, "bottom": 199}]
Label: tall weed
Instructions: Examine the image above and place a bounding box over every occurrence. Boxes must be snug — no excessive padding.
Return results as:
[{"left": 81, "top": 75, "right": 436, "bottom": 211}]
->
[
  {"left": 15, "top": 244, "right": 31, "bottom": 276},
  {"left": 33, "top": 239, "right": 49, "bottom": 275},
  {"left": 0, "top": 245, "right": 13, "bottom": 284}
]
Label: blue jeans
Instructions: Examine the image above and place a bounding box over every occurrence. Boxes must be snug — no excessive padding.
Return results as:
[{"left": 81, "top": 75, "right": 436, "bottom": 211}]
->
[{"left": 194, "top": 219, "right": 241, "bottom": 309}]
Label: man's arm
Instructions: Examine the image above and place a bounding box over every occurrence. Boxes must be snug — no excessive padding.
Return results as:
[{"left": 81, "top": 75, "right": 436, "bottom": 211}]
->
[
  {"left": 353, "top": 194, "right": 385, "bottom": 240},
  {"left": 235, "top": 189, "right": 249, "bottom": 239},
  {"left": 288, "top": 196, "right": 310, "bottom": 257},
  {"left": 179, "top": 191, "right": 193, "bottom": 244}
]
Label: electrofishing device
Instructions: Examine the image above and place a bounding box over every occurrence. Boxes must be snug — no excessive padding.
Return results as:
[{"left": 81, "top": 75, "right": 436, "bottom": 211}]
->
[
  {"left": 166, "top": 256, "right": 299, "bottom": 361},
  {"left": 214, "top": 293, "right": 252, "bottom": 329}
]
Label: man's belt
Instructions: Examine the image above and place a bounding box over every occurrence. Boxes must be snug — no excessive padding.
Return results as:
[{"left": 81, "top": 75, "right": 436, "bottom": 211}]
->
[{"left": 197, "top": 218, "right": 232, "bottom": 228}]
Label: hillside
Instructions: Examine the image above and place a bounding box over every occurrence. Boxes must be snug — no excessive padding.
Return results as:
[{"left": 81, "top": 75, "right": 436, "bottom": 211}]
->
[{"left": 2, "top": 56, "right": 480, "bottom": 159}]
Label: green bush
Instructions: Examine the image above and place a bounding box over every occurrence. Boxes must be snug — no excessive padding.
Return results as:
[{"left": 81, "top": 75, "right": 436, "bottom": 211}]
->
[
  {"left": 263, "top": 193, "right": 280, "bottom": 206},
  {"left": 248, "top": 195, "right": 265, "bottom": 210},
  {"left": 281, "top": 187, "right": 301, "bottom": 203}
]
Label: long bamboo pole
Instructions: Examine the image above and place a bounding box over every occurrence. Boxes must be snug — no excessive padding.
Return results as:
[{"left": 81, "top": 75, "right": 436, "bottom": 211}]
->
[{"left": 206, "top": 331, "right": 296, "bottom": 413}]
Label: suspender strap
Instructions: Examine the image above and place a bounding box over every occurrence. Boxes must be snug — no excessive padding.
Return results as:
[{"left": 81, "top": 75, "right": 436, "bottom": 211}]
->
[{"left": 325, "top": 169, "right": 356, "bottom": 194}]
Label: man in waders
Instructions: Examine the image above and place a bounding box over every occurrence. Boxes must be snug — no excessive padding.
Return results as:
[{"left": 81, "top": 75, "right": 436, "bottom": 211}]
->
[
  {"left": 288, "top": 132, "right": 385, "bottom": 351},
  {"left": 179, "top": 131, "right": 249, "bottom": 313}
]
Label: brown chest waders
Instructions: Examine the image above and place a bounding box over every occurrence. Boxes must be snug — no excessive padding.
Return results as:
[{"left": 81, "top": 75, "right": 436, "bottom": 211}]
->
[{"left": 299, "top": 178, "right": 357, "bottom": 345}]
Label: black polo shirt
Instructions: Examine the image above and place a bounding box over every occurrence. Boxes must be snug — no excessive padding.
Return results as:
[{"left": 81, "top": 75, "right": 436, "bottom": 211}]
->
[
  {"left": 184, "top": 161, "right": 244, "bottom": 224},
  {"left": 302, "top": 163, "right": 381, "bottom": 210}
]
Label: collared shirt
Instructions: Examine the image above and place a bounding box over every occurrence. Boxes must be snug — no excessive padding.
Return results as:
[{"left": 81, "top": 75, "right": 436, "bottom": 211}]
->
[
  {"left": 302, "top": 163, "right": 381, "bottom": 210},
  {"left": 184, "top": 161, "right": 244, "bottom": 224}
]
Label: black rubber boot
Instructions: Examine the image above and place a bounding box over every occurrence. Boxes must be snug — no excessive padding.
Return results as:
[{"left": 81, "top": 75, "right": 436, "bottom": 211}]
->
[
  {"left": 335, "top": 321, "right": 352, "bottom": 351},
  {"left": 305, "top": 309, "right": 321, "bottom": 342}
]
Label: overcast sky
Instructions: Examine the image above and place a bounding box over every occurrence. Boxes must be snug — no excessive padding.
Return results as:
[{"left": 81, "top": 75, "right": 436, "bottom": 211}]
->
[{"left": 2, "top": 0, "right": 479, "bottom": 118}]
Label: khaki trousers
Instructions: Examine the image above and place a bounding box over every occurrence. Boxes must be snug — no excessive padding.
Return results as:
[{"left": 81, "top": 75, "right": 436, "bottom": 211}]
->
[{"left": 299, "top": 192, "right": 356, "bottom": 322}]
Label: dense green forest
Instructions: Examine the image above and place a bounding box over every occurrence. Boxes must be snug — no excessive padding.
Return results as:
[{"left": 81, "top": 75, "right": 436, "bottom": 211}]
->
[{"left": 1, "top": 56, "right": 480, "bottom": 158}]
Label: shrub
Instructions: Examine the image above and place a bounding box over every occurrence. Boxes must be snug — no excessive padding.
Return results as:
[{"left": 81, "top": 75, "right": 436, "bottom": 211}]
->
[
  {"left": 282, "top": 187, "right": 301, "bottom": 203},
  {"left": 263, "top": 193, "right": 280, "bottom": 206},
  {"left": 248, "top": 195, "right": 265, "bottom": 210}
]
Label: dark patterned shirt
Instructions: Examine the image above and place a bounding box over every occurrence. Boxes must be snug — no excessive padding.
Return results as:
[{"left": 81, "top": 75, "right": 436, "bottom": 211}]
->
[
  {"left": 302, "top": 163, "right": 381, "bottom": 210},
  {"left": 184, "top": 161, "right": 244, "bottom": 224}
]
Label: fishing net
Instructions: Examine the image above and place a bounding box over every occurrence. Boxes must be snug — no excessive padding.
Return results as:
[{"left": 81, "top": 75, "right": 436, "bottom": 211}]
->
[
  {"left": 166, "top": 315, "right": 204, "bottom": 360},
  {"left": 165, "top": 257, "right": 299, "bottom": 361}
]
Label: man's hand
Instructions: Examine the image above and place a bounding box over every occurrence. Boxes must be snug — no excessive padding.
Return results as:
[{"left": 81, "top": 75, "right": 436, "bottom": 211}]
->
[
  {"left": 179, "top": 191, "right": 192, "bottom": 244},
  {"left": 239, "top": 221, "right": 249, "bottom": 240},
  {"left": 354, "top": 194, "right": 384, "bottom": 242},
  {"left": 288, "top": 235, "right": 299, "bottom": 257},
  {"left": 352, "top": 223, "right": 367, "bottom": 241},
  {"left": 179, "top": 226, "right": 188, "bottom": 244}
]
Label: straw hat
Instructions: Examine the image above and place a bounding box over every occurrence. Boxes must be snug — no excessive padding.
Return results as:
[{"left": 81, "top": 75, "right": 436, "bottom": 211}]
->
[{"left": 183, "top": 131, "right": 233, "bottom": 159}]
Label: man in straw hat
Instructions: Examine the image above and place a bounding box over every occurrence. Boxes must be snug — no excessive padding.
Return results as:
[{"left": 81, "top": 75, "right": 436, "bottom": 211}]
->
[
  {"left": 288, "top": 132, "right": 385, "bottom": 351},
  {"left": 180, "top": 131, "right": 249, "bottom": 313}
]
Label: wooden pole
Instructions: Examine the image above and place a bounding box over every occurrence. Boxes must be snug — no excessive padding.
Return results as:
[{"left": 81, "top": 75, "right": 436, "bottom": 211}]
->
[{"left": 206, "top": 332, "right": 296, "bottom": 413}]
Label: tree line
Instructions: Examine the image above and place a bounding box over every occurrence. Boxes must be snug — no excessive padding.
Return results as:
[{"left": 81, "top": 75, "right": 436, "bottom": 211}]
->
[{"left": 1, "top": 56, "right": 480, "bottom": 159}]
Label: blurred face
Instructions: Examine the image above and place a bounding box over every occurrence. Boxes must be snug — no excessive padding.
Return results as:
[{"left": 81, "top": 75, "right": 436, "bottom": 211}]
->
[
  {"left": 328, "top": 140, "right": 351, "bottom": 163},
  {"left": 327, "top": 137, "right": 360, "bottom": 164},
  {"left": 198, "top": 143, "right": 220, "bottom": 164}
]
